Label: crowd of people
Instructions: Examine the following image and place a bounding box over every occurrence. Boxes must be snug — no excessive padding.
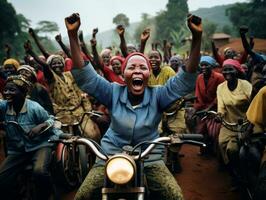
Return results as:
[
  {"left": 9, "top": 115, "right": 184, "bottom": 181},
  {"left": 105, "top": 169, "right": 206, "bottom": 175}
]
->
[{"left": 0, "top": 11, "right": 266, "bottom": 200}]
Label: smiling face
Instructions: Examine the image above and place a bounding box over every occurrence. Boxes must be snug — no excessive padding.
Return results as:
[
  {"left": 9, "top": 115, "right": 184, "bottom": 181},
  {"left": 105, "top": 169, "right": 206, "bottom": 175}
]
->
[
  {"left": 111, "top": 59, "right": 122, "bottom": 75},
  {"left": 123, "top": 55, "right": 150, "bottom": 96},
  {"left": 148, "top": 51, "right": 161, "bottom": 71},
  {"left": 3, "top": 82, "right": 25, "bottom": 103},
  {"left": 222, "top": 65, "right": 237, "bottom": 81},
  {"left": 199, "top": 62, "right": 212, "bottom": 77},
  {"left": 50, "top": 57, "right": 64, "bottom": 75}
]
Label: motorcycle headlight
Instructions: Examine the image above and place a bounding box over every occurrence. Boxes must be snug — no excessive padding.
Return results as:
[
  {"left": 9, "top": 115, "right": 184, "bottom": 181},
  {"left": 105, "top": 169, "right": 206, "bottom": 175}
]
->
[{"left": 106, "top": 155, "right": 135, "bottom": 184}]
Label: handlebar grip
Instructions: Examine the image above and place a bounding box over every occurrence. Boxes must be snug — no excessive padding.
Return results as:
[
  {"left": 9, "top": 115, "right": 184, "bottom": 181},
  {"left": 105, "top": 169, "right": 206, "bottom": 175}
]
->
[
  {"left": 59, "top": 133, "right": 73, "bottom": 139},
  {"left": 178, "top": 134, "right": 204, "bottom": 141}
]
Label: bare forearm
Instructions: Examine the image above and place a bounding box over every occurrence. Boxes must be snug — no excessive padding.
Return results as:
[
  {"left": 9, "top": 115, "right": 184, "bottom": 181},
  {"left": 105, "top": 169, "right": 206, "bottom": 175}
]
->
[
  {"left": 119, "top": 35, "right": 128, "bottom": 57},
  {"left": 58, "top": 41, "right": 72, "bottom": 58},
  {"left": 32, "top": 35, "right": 50, "bottom": 58},
  {"left": 68, "top": 31, "right": 84, "bottom": 69},
  {"left": 186, "top": 35, "right": 202, "bottom": 73}
]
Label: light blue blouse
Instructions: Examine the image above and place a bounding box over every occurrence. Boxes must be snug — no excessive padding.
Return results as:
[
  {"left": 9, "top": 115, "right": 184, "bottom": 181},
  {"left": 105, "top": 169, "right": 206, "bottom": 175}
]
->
[{"left": 72, "top": 63, "right": 196, "bottom": 163}]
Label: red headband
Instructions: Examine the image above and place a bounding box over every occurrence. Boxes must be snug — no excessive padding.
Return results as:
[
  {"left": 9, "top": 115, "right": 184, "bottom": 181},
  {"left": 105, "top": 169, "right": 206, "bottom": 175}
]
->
[
  {"left": 110, "top": 56, "right": 125, "bottom": 66},
  {"left": 121, "top": 52, "right": 151, "bottom": 74},
  {"left": 223, "top": 59, "right": 245, "bottom": 73}
]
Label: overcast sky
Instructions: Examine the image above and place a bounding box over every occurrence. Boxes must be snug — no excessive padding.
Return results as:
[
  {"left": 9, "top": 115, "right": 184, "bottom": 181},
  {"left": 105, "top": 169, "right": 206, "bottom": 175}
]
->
[{"left": 8, "top": 0, "right": 247, "bottom": 36}]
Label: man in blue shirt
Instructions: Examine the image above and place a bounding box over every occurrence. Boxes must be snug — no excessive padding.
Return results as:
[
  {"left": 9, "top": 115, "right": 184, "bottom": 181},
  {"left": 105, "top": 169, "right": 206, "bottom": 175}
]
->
[{"left": 0, "top": 75, "right": 57, "bottom": 200}]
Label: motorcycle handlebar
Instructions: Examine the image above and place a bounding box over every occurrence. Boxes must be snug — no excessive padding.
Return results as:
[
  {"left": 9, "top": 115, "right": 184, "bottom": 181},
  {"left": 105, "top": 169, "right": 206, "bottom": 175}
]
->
[{"left": 50, "top": 134, "right": 206, "bottom": 162}]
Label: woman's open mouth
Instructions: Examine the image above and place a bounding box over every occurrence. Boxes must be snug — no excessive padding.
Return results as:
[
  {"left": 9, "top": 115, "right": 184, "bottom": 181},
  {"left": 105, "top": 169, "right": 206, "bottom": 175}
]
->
[{"left": 132, "top": 78, "right": 144, "bottom": 91}]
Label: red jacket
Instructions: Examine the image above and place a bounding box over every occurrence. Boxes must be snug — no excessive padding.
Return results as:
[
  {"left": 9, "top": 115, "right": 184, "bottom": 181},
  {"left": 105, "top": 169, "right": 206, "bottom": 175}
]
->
[{"left": 194, "top": 71, "right": 225, "bottom": 111}]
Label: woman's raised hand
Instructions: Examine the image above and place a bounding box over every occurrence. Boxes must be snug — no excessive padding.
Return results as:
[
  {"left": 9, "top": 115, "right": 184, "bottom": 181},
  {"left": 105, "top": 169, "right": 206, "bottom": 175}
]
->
[
  {"left": 65, "top": 13, "right": 80, "bottom": 33},
  {"left": 187, "top": 14, "right": 202, "bottom": 38}
]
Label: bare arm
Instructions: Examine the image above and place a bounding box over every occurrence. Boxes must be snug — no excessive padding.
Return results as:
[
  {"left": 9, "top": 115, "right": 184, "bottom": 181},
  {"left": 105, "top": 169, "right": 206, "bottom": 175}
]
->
[
  {"left": 24, "top": 40, "right": 54, "bottom": 83},
  {"left": 28, "top": 28, "right": 50, "bottom": 59},
  {"left": 78, "top": 30, "right": 91, "bottom": 60},
  {"left": 185, "top": 15, "right": 202, "bottom": 73},
  {"left": 211, "top": 40, "right": 223, "bottom": 66},
  {"left": 55, "top": 34, "right": 72, "bottom": 58},
  {"left": 139, "top": 28, "right": 150, "bottom": 54},
  {"left": 65, "top": 13, "right": 84, "bottom": 69},
  {"left": 116, "top": 25, "right": 128, "bottom": 57}
]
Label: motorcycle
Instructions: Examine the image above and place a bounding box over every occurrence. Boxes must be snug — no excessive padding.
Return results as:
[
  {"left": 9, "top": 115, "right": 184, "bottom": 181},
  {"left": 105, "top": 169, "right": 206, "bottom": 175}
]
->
[{"left": 52, "top": 133, "right": 206, "bottom": 200}]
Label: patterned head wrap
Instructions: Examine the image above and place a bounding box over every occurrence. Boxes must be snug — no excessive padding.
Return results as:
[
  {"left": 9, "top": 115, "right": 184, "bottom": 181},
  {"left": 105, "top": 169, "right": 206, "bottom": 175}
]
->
[
  {"left": 6, "top": 75, "right": 32, "bottom": 93},
  {"left": 18, "top": 65, "right": 37, "bottom": 82},
  {"left": 46, "top": 55, "right": 65, "bottom": 67}
]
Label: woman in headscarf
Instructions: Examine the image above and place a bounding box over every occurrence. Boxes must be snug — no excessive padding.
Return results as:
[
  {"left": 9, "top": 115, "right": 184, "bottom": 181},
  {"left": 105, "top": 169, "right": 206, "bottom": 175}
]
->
[
  {"left": 66, "top": 12, "right": 202, "bottom": 200},
  {"left": 24, "top": 43, "right": 100, "bottom": 142},
  {"left": 194, "top": 56, "right": 225, "bottom": 155},
  {"left": 17, "top": 65, "right": 54, "bottom": 115},
  {"left": 217, "top": 58, "right": 252, "bottom": 187}
]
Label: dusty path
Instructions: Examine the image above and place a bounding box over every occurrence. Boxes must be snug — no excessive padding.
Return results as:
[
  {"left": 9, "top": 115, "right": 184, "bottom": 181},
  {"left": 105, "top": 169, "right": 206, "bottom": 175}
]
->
[{"left": 176, "top": 145, "right": 240, "bottom": 200}]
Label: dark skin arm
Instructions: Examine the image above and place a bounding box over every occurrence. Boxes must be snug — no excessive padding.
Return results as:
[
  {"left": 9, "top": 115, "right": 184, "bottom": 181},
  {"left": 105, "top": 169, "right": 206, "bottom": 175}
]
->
[
  {"left": 116, "top": 25, "right": 128, "bottom": 57},
  {"left": 162, "top": 40, "right": 171, "bottom": 63},
  {"left": 211, "top": 40, "right": 223, "bottom": 66},
  {"left": 24, "top": 40, "right": 54, "bottom": 83},
  {"left": 90, "top": 37, "right": 104, "bottom": 70},
  {"left": 185, "top": 14, "right": 203, "bottom": 73},
  {"left": 78, "top": 30, "right": 92, "bottom": 61},
  {"left": 239, "top": 26, "right": 256, "bottom": 58},
  {"left": 55, "top": 34, "right": 72, "bottom": 58},
  {"left": 139, "top": 28, "right": 150, "bottom": 53},
  {"left": 65, "top": 13, "right": 84, "bottom": 69},
  {"left": 28, "top": 28, "right": 50, "bottom": 59}
]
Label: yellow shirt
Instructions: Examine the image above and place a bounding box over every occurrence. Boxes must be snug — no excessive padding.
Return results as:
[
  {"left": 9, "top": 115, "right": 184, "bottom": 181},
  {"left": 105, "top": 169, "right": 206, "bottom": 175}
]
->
[
  {"left": 148, "top": 65, "right": 176, "bottom": 86},
  {"left": 217, "top": 79, "right": 252, "bottom": 123},
  {"left": 246, "top": 86, "right": 266, "bottom": 133}
]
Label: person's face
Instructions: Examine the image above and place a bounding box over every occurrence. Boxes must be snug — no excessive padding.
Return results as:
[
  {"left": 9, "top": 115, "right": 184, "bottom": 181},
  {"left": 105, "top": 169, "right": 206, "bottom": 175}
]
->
[
  {"left": 102, "top": 53, "right": 111, "bottom": 66},
  {"left": 51, "top": 58, "right": 64, "bottom": 75},
  {"left": 224, "top": 49, "right": 237, "bottom": 59},
  {"left": 3, "top": 64, "right": 17, "bottom": 77},
  {"left": 124, "top": 55, "right": 150, "bottom": 96},
  {"left": 199, "top": 62, "right": 212, "bottom": 76},
  {"left": 222, "top": 65, "right": 237, "bottom": 81},
  {"left": 170, "top": 59, "right": 181, "bottom": 72},
  {"left": 3, "top": 82, "right": 25, "bottom": 103},
  {"left": 111, "top": 59, "right": 122, "bottom": 75},
  {"left": 18, "top": 69, "right": 34, "bottom": 83},
  {"left": 148, "top": 51, "right": 161, "bottom": 71},
  {"left": 127, "top": 46, "right": 137, "bottom": 54}
]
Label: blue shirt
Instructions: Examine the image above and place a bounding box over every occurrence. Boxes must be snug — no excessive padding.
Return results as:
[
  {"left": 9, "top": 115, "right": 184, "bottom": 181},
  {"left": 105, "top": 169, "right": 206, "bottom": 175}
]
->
[
  {"left": 0, "top": 99, "right": 58, "bottom": 154},
  {"left": 72, "top": 63, "right": 196, "bottom": 163}
]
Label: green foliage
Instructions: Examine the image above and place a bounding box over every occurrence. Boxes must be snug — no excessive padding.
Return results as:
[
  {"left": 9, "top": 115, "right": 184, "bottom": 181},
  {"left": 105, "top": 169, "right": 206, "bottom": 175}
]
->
[
  {"left": 134, "top": 13, "right": 155, "bottom": 45},
  {"left": 202, "top": 20, "right": 217, "bottom": 51},
  {"left": 0, "top": 1, "right": 58, "bottom": 63},
  {"left": 226, "top": 0, "right": 266, "bottom": 38},
  {"left": 155, "top": 0, "right": 188, "bottom": 43},
  {"left": 112, "top": 13, "right": 130, "bottom": 27},
  {"left": 35, "top": 20, "right": 59, "bottom": 37}
]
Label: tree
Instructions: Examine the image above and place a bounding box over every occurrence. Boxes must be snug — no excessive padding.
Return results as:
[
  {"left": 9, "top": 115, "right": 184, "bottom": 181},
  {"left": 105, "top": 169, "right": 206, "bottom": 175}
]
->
[
  {"left": 226, "top": 0, "right": 266, "bottom": 38},
  {"left": 155, "top": 0, "right": 189, "bottom": 43},
  {"left": 113, "top": 13, "right": 130, "bottom": 27},
  {"left": 202, "top": 21, "right": 217, "bottom": 51},
  {"left": 0, "top": 0, "right": 21, "bottom": 61},
  {"left": 134, "top": 13, "right": 155, "bottom": 44},
  {"left": 35, "top": 20, "right": 59, "bottom": 37}
]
